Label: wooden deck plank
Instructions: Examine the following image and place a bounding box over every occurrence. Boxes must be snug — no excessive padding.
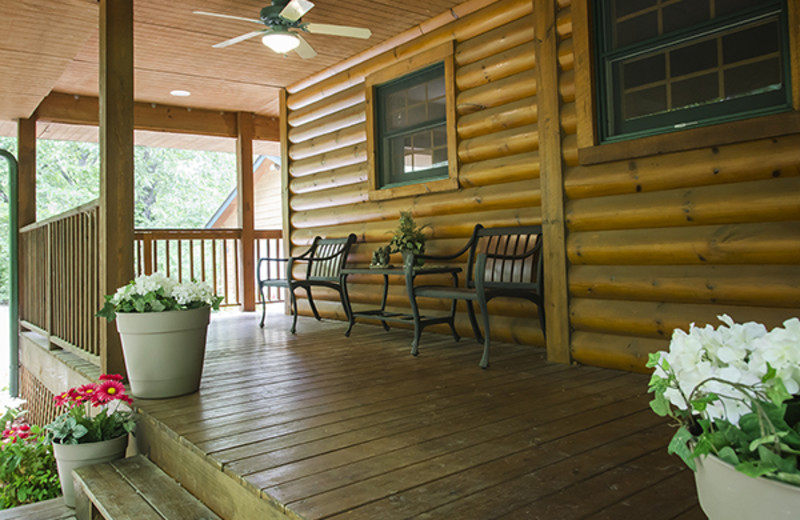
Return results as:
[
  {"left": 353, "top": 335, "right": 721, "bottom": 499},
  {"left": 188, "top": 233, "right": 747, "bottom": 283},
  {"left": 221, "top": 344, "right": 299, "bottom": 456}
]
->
[
  {"left": 133, "top": 311, "right": 700, "bottom": 520},
  {"left": 0, "top": 498, "right": 76, "bottom": 520}
]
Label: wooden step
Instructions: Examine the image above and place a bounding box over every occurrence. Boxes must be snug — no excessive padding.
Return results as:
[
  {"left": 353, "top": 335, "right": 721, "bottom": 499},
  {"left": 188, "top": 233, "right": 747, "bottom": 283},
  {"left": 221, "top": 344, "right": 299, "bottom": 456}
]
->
[
  {"left": 72, "top": 455, "right": 220, "bottom": 520},
  {"left": 0, "top": 497, "right": 76, "bottom": 519}
]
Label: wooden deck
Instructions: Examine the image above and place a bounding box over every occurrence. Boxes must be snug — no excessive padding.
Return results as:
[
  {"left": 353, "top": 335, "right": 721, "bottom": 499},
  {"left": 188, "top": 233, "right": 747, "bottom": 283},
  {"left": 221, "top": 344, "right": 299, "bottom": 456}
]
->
[{"left": 134, "top": 309, "right": 704, "bottom": 520}]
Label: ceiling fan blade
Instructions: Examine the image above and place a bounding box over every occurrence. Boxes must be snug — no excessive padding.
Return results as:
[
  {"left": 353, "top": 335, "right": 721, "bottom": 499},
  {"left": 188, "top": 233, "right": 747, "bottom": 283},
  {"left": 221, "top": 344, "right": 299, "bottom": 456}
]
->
[
  {"left": 305, "top": 23, "right": 371, "bottom": 39},
  {"left": 212, "top": 30, "right": 266, "bottom": 48},
  {"left": 279, "top": 0, "right": 315, "bottom": 22},
  {"left": 294, "top": 34, "right": 318, "bottom": 59},
  {"left": 193, "top": 11, "right": 263, "bottom": 25}
]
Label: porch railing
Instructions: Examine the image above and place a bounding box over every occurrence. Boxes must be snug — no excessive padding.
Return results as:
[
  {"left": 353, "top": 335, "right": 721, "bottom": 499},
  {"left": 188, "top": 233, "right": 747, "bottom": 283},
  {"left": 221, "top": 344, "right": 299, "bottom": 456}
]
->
[
  {"left": 134, "top": 228, "right": 284, "bottom": 306},
  {"left": 19, "top": 200, "right": 283, "bottom": 361},
  {"left": 19, "top": 201, "right": 102, "bottom": 361}
]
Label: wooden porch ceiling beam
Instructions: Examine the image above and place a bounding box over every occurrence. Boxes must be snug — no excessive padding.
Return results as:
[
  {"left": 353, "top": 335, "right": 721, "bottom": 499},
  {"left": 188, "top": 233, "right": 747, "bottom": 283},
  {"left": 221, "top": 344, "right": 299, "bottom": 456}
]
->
[{"left": 34, "top": 92, "right": 279, "bottom": 141}]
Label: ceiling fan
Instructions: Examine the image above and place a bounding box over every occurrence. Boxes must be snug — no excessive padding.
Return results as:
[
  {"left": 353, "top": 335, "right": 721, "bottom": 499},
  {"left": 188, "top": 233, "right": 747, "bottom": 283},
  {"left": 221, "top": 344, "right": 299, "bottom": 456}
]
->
[{"left": 194, "top": 0, "right": 372, "bottom": 59}]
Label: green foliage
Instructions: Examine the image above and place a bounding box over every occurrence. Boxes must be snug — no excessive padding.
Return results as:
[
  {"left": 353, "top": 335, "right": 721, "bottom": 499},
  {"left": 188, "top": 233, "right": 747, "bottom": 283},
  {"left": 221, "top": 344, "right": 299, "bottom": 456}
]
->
[
  {"left": 0, "top": 136, "right": 238, "bottom": 303},
  {"left": 0, "top": 424, "right": 61, "bottom": 509},
  {"left": 47, "top": 407, "right": 134, "bottom": 445},
  {"left": 388, "top": 211, "right": 428, "bottom": 256}
]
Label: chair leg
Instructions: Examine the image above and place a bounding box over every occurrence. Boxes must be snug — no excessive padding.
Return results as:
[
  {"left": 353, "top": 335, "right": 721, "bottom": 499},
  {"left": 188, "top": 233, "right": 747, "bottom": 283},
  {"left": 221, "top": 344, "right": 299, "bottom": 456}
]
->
[
  {"left": 259, "top": 286, "right": 267, "bottom": 328},
  {"left": 306, "top": 288, "right": 322, "bottom": 321},
  {"left": 537, "top": 300, "right": 546, "bottom": 338},
  {"left": 466, "top": 301, "right": 483, "bottom": 342},
  {"left": 477, "top": 296, "right": 491, "bottom": 369},
  {"left": 290, "top": 289, "right": 299, "bottom": 334}
]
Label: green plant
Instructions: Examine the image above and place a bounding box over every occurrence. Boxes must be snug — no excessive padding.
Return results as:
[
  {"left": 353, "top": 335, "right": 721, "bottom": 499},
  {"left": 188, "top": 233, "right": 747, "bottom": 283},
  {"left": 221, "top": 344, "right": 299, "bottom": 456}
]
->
[
  {"left": 388, "top": 211, "right": 428, "bottom": 257},
  {"left": 97, "top": 272, "right": 223, "bottom": 322},
  {"left": 648, "top": 315, "right": 800, "bottom": 486},
  {"left": 0, "top": 419, "right": 61, "bottom": 508},
  {"left": 47, "top": 374, "right": 136, "bottom": 445}
]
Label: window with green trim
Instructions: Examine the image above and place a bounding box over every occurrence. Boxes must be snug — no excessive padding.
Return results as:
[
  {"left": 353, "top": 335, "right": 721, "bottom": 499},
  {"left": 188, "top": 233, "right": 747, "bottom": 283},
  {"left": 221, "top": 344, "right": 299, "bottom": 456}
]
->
[
  {"left": 594, "top": 0, "right": 792, "bottom": 142},
  {"left": 375, "top": 62, "right": 448, "bottom": 189}
]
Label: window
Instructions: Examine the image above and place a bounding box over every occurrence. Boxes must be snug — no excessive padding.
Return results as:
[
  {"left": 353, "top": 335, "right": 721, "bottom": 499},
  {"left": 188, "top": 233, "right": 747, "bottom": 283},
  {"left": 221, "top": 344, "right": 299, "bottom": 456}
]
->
[
  {"left": 375, "top": 63, "right": 448, "bottom": 188},
  {"left": 365, "top": 41, "right": 458, "bottom": 200},
  {"left": 594, "top": 0, "right": 792, "bottom": 142}
]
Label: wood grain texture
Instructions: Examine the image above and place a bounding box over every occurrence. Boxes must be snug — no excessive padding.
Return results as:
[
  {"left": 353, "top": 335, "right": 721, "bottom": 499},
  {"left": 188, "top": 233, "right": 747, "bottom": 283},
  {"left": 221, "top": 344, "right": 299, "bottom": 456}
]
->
[{"left": 131, "top": 311, "right": 703, "bottom": 519}]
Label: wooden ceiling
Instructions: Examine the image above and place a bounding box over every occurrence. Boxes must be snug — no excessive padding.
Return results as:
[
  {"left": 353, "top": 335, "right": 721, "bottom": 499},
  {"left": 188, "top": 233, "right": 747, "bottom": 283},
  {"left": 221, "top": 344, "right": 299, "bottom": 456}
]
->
[{"left": 0, "top": 0, "right": 467, "bottom": 140}]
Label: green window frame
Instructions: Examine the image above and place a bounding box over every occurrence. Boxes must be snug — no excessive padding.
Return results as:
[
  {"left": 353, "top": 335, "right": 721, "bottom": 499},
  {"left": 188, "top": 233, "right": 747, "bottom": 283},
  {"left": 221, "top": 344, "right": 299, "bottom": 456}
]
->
[
  {"left": 594, "top": 0, "right": 792, "bottom": 143},
  {"left": 374, "top": 62, "right": 448, "bottom": 189}
]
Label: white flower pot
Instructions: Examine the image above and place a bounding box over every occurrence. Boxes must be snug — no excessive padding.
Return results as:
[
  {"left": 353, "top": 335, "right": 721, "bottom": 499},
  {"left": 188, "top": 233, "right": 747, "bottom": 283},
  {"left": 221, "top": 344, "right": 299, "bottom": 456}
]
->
[
  {"left": 695, "top": 453, "right": 800, "bottom": 519},
  {"left": 53, "top": 434, "right": 128, "bottom": 508},
  {"left": 116, "top": 306, "right": 210, "bottom": 399}
]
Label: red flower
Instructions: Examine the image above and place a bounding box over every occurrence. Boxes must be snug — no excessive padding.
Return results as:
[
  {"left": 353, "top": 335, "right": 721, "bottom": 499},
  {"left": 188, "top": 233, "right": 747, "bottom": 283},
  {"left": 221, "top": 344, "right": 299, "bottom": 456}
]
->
[
  {"left": 94, "top": 380, "right": 127, "bottom": 404},
  {"left": 54, "top": 391, "right": 70, "bottom": 407},
  {"left": 99, "top": 373, "right": 123, "bottom": 382},
  {"left": 76, "top": 384, "right": 98, "bottom": 398}
]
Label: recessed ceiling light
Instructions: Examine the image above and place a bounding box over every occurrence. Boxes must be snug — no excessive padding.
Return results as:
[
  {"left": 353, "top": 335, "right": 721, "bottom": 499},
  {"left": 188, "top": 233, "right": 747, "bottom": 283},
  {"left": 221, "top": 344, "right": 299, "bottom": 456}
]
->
[{"left": 170, "top": 90, "right": 191, "bottom": 97}]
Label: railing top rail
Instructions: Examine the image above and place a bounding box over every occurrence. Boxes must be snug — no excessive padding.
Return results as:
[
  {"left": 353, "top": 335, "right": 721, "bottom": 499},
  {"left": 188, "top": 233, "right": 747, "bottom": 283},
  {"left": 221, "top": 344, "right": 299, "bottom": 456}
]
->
[
  {"left": 20, "top": 199, "right": 100, "bottom": 233},
  {"left": 135, "top": 228, "right": 243, "bottom": 240},
  {"left": 254, "top": 229, "right": 283, "bottom": 239}
]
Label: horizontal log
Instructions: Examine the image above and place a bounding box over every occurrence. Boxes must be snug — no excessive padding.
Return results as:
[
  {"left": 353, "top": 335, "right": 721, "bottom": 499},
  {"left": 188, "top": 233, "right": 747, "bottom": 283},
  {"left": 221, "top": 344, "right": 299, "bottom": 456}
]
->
[
  {"left": 570, "top": 298, "right": 798, "bottom": 340},
  {"left": 454, "top": 16, "right": 533, "bottom": 66},
  {"left": 562, "top": 134, "right": 579, "bottom": 166},
  {"left": 289, "top": 124, "right": 366, "bottom": 161},
  {"left": 286, "top": 0, "right": 533, "bottom": 110},
  {"left": 289, "top": 182, "right": 369, "bottom": 212},
  {"left": 557, "top": 6, "right": 572, "bottom": 40},
  {"left": 565, "top": 134, "right": 800, "bottom": 199},
  {"left": 561, "top": 102, "right": 577, "bottom": 135},
  {"left": 287, "top": 85, "right": 364, "bottom": 128},
  {"left": 457, "top": 124, "right": 538, "bottom": 163},
  {"left": 560, "top": 69, "right": 575, "bottom": 103},
  {"left": 558, "top": 38, "right": 574, "bottom": 71},
  {"left": 459, "top": 151, "right": 539, "bottom": 188},
  {"left": 571, "top": 331, "right": 667, "bottom": 373},
  {"left": 566, "top": 177, "right": 800, "bottom": 231},
  {"left": 290, "top": 163, "right": 368, "bottom": 194},
  {"left": 290, "top": 207, "right": 542, "bottom": 246},
  {"left": 297, "top": 299, "right": 546, "bottom": 349},
  {"left": 457, "top": 69, "right": 537, "bottom": 115},
  {"left": 457, "top": 96, "right": 537, "bottom": 140},
  {"left": 289, "top": 143, "right": 367, "bottom": 178},
  {"left": 288, "top": 104, "right": 366, "bottom": 144},
  {"left": 568, "top": 264, "right": 800, "bottom": 307},
  {"left": 456, "top": 41, "right": 536, "bottom": 91},
  {"left": 290, "top": 179, "right": 541, "bottom": 229},
  {"left": 567, "top": 221, "right": 800, "bottom": 265}
]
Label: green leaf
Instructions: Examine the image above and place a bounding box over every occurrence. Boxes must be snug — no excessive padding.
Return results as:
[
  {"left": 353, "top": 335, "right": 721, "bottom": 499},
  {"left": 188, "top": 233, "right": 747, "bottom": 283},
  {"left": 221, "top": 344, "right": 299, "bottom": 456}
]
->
[
  {"left": 668, "top": 426, "right": 696, "bottom": 471},
  {"left": 716, "top": 446, "right": 740, "bottom": 465},
  {"left": 736, "top": 459, "right": 778, "bottom": 479},
  {"left": 649, "top": 393, "right": 670, "bottom": 417}
]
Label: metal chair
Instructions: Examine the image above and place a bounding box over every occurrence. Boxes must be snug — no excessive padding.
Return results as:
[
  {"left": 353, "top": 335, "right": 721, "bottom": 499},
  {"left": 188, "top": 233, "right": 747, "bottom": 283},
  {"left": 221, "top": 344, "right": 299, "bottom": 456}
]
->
[
  {"left": 407, "top": 224, "right": 545, "bottom": 368},
  {"left": 258, "top": 234, "right": 357, "bottom": 333}
]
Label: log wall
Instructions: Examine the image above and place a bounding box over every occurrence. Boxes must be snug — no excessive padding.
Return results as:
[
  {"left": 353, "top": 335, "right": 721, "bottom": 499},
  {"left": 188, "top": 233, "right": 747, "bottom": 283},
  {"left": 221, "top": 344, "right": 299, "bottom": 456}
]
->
[
  {"left": 284, "top": 0, "right": 548, "bottom": 348},
  {"left": 282, "top": 0, "right": 800, "bottom": 372}
]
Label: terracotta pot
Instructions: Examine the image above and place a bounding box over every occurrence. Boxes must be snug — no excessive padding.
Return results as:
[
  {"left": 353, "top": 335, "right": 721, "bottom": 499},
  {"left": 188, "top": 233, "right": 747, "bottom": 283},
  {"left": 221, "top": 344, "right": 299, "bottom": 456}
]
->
[
  {"left": 53, "top": 434, "right": 128, "bottom": 508},
  {"left": 695, "top": 453, "right": 800, "bottom": 519},
  {"left": 116, "top": 306, "right": 210, "bottom": 399}
]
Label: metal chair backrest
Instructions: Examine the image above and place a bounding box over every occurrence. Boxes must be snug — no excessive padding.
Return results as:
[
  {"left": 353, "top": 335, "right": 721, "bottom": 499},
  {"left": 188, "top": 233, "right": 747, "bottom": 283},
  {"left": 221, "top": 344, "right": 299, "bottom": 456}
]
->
[
  {"left": 306, "top": 234, "right": 357, "bottom": 281},
  {"left": 465, "top": 225, "right": 544, "bottom": 292}
]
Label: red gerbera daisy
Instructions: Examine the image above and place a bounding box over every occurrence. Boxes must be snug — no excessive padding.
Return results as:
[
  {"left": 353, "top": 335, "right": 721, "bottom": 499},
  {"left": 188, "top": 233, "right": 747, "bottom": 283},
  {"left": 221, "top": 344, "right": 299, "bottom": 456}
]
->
[
  {"left": 54, "top": 391, "right": 70, "bottom": 407},
  {"left": 94, "top": 380, "right": 127, "bottom": 405},
  {"left": 99, "top": 373, "right": 123, "bottom": 382}
]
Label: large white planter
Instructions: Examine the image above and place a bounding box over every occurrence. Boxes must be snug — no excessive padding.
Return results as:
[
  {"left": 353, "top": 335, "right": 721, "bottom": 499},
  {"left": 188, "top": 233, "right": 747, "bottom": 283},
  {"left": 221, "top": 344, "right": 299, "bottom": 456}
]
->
[
  {"left": 116, "top": 306, "right": 210, "bottom": 399},
  {"left": 53, "top": 434, "right": 128, "bottom": 508},
  {"left": 695, "top": 453, "right": 800, "bottom": 519}
]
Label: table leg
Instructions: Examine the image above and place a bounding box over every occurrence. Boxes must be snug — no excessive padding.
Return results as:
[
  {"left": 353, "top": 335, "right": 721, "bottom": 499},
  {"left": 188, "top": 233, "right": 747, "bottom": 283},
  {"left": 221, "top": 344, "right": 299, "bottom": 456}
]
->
[
  {"left": 447, "top": 271, "right": 460, "bottom": 342},
  {"left": 405, "top": 268, "right": 422, "bottom": 356},
  {"left": 379, "top": 274, "right": 390, "bottom": 331}
]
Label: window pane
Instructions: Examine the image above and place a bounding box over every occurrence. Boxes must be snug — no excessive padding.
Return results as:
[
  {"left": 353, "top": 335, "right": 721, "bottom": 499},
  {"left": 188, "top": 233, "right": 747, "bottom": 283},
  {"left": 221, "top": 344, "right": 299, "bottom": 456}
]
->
[
  {"left": 722, "top": 20, "right": 779, "bottom": 65},
  {"left": 614, "top": 0, "right": 656, "bottom": 19},
  {"left": 622, "top": 54, "right": 665, "bottom": 90},
  {"left": 716, "top": 0, "right": 766, "bottom": 17},
  {"left": 725, "top": 58, "right": 782, "bottom": 98},
  {"left": 622, "top": 85, "right": 666, "bottom": 120},
  {"left": 615, "top": 11, "right": 657, "bottom": 48},
  {"left": 670, "top": 39, "right": 717, "bottom": 77},
  {"left": 672, "top": 73, "right": 719, "bottom": 109},
  {"left": 663, "top": 0, "right": 710, "bottom": 34}
]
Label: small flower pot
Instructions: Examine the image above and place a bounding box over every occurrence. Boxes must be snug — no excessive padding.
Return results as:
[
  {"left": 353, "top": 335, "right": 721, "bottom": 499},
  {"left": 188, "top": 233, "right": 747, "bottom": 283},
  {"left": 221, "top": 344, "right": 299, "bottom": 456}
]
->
[
  {"left": 53, "top": 434, "right": 128, "bottom": 508},
  {"left": 694, "top": 453, "right": 800, "bottom": 519},
  {"left": 116, "top": 306, "right": 210, "bottom": 399}
]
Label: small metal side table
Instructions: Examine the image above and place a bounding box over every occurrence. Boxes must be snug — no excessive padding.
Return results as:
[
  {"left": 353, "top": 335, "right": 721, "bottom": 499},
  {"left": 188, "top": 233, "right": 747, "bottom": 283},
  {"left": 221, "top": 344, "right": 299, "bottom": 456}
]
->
[{"left": 341, "top": 264, "right": 462, "bottom": 356}]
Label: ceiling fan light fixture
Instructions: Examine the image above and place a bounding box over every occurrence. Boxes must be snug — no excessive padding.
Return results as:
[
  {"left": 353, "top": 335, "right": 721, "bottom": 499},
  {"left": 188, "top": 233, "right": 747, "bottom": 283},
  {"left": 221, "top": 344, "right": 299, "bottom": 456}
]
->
[{"left": 262, "top": 31, "right": 300, "bottom": 53}]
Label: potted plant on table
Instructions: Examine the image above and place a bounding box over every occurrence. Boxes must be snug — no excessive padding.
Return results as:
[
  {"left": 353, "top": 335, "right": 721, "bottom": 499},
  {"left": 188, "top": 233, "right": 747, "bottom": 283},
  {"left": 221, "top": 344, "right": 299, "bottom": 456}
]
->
[
  {"left": 647, "top": 315, "right": 800, "bottom": 519},
  {"left": 46, "top": 374, "right": 135, "bottom": 508},
  {"left": 388, "top": 211, "right": 429, "bottom": 267},
  {"left": 97, "top": 272, "right": 223, "bottom": 399}
]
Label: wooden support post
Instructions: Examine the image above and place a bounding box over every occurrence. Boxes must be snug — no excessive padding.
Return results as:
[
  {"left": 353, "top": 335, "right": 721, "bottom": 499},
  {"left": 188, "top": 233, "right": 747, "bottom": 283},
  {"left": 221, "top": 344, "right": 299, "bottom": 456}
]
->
[
  {"left": 99, "top": 0, "right": 134, "bottom": 377},
  {"left": 237, "top": 112, "right": 256, "bottom": 312},
  {"left": 280, "top": 90, "right": 292, "bottom": 314},
  {"left": 16, "top": 119, "right": 36, "bottom": 228},
  {"left": 533, "top": 0, "right": 571, "bottom": 364}
]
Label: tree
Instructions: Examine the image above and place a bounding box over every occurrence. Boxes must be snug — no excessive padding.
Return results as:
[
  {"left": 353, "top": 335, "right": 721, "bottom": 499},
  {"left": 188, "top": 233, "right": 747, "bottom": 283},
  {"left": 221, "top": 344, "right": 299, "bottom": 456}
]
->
[{"left": 0, "top": 136, "right": 238, "bottom": 302}]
